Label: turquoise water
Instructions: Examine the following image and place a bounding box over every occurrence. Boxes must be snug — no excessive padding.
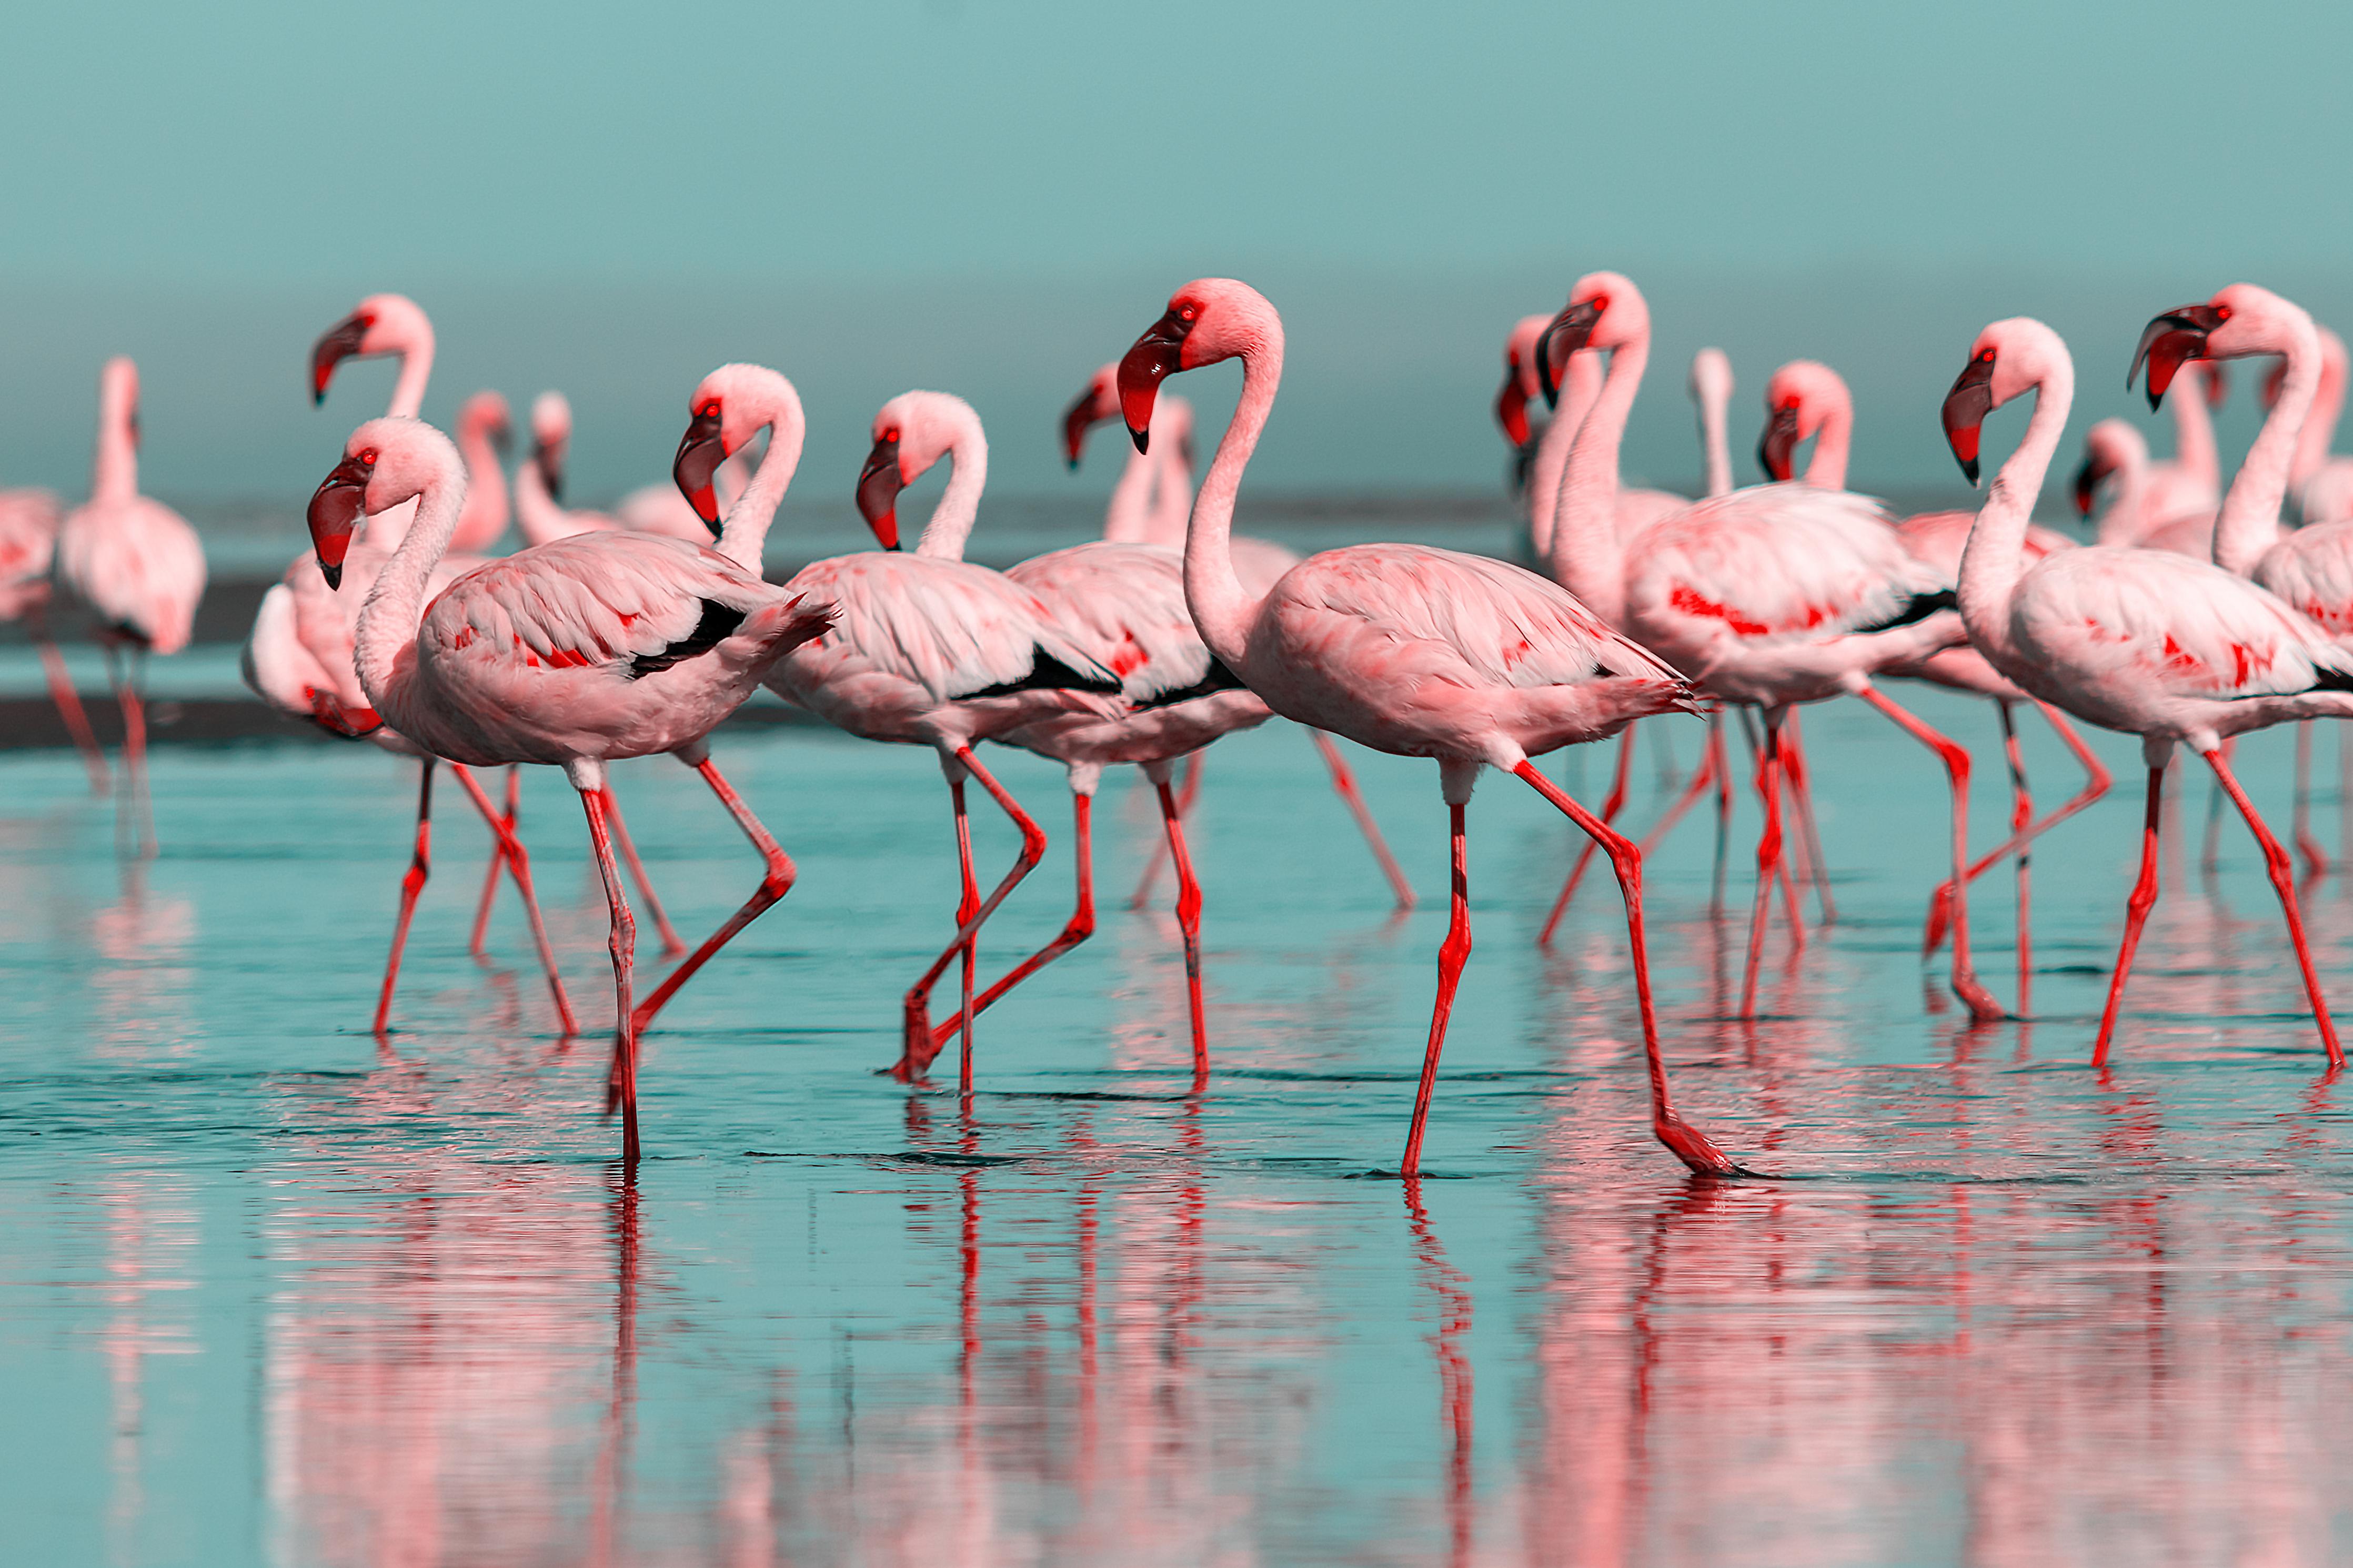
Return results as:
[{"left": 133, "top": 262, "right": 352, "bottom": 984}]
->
[{"left": 6, "top": 698, "right": 2353, "bottom": 1566}]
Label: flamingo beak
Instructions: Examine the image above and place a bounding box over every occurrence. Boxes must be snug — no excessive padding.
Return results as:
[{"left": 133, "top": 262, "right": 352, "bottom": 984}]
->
[
  {"left": 1060, "top": 384, "right": 1105, "bottom": 471},
  {"left": 307, "top": 452, "right": 374, "bottom": 590},
  {"left": 1757, "top": 405, "right": 1801, "bottom": 483},
  {"left": 671, "top": 406, "right": 727, "bottom": 534},
  {"left": 1118, "top": 306, "right": 1194, "bottom": 453},
  {"left": 2129, "top": 304, "right": 2227, "bottom": 410},
  {"left": 1535, "top": 299, "right": 1603, "bottom": 409},
  {"left": 856, "top": 434, "right": 905, "bottom": 551},
  {"left": 1495, "top": 359, "right": 1532, "bottom": 448},
  {"left": 1941, "top": 351, "right": 1998, "bottom": 487},
  {"left": 489, "top": 417, "right": 514, "bottom": 459},
  {"left": 2072, "top": 452, "right": 2105, "bottom": 518},
  {"left": 309, "top": 312, "right": 371, "bottom": 406},
  {"left": 533, "top": 437, "right": 566, "bottom": 503}
]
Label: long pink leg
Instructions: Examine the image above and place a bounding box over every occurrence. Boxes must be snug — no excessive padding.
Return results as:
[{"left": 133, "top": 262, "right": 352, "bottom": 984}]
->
[
  {"left": 1997, "top": 703, "right": 2036, "bottom": 1017},
  {"left": 1738, "top": 707, "right": 1788, "bottom": 1019},
  {"left": 1851, "top": 683, "right": 2004, "bottom": 1024},
  {"left": 1513, "top": 760, "right": 1743, "bottom": 1175},
  {"left": 1539, "top": 724, "right": 1637, "bottom": 945},
  {"left": 2294, "top": 722, "right": 2329, "bottom": 881},
  {"left": 1149, "top": 762, "right": 1211, "bottom": 1092},
  {"left": 2206, "top": 745, "right": 2345, "bottom": 1067},
  {"left": 1712, "top": 708, "right": 1737, "bottom": 912},
  {"left": 29, "top": 607, "right": 105, "bottom": 793},
  {"left": 1128, "top": 752, "right": 1203, "bottom": 909},
  {"left": 578, "top": 785, "right": 641, "bottom": 1163},
  {"left": 1924, "top": 703, "right": 2113, "bottom": 955},
  {"left": 2093, "top": 764, "right": 2167, "bottom": 1066},
  {"left": 892, "top": 747, "right": 1049, "bottom": 1091},
  {"left": 1309, "top": 729, "right": 1416, "bottom": 911},
  {"left": 627, "top": 752, "right": 799, "bottom": 1036},
  {"left": 930, "top": 787, "right": 1098, "bottom": 1048},
  {"left": 446, "top": 763, "right": 578, "bottom": 1035},
  {"left": 604, "top": 787, "right": 686, "bottom": 958},
  {"left": 2199, "top": 737, "right": 2234, "bottom": 874},
  {"left": 468, "top": 766, "right": 520, "bottom": 962},
  {"left": 373, "top": 760, "right": 437, "bottom": 1036},
  {"left": 1781, "top": 711, "right": 1838, "bottom": 925},
  {"left": 1400, "top": 799, "right": 1472, "bottom": 1178}
]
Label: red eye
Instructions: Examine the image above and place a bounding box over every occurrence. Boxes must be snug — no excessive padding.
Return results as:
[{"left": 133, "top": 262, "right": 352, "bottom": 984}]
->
[
  {"left": 2215, "top": 304, "right": 2234, "bottom": 320},
  {"left": 358, "top": 448, "right": 378, "bottom": 466},
  {"left": 698, "top": 400, "right": 720, "bottom": 418},
  {"left": 882, "top": 427, "right": 900, "bottom": 443},
  {"left": 358, "top": 312, "right": 376, "bottom": 329},
  {"left": 1977, "top": 349, "right": 1995, "bottom": 363},
  {"left": 1179, "top": 304, "right": 1198, "bottom": 321}
]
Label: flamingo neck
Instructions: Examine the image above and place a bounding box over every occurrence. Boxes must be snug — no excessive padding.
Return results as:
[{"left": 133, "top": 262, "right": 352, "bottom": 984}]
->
[
  {"left": 1184, "top": 341, "right": 1279, "bottom": 669},
  {"left": 512, "top": 456, "right": 567, "bottom": 547},
  {"left": 454, "top": 416, "right": 509, "bottom": 547},
  {"left": 1525, "top": 350, "right": 1602, "bottom": 557},
  {"left": 387, "top": 335, "right": 435, "bottom": 421},
  {"left": 2293, "top": 347, "right": 2346, "bottom": 492},
  {"left": 92, "top": 387, "right": 137, "bottom": 507},
  {"left": 718, "top": 390, "right": 805, "bottom": 574},
  {"left": 1101, "top": 440, "right": 1157, "bottom": 544},
  {"left": 2170, "top": 365, "right": 2218, "bottom": 495},
  {"left": 1805, "top": 399, "right": 1851, "bottom": 492},
  {"left": 913, "top": 426, "right": 987, "bottom": 560},
  {"left": 1548, "top": 335, "right": 1645, "bottom": 626},
  {"left": 2214, "top": 334, "right": 2316, "bottom": 577},
  {"left": 1959, "top": 358, "right": 2072, "bottom": 663},
  {"left": 1698, "top": 377, "right": 1731, "bottom": 499},
  {"left": 2095, "top": 442, "right": 2151, "bottom": 548},
  {"left": 355, "top": 463, "right": 464, "bottom": 712}
]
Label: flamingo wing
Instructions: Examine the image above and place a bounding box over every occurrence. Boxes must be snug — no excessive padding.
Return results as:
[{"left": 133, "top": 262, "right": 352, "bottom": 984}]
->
[
  {"left": 1008, "top": 542, "right": 1225, "bottom": 705},
  {"left": 2255, "top": 521, "right": 2353, "bottom": 638},
  {"left": 787, "top": 553, "right": 1120, "bottom": 704},
  {"left": 2019, "top": 548, "right": 2353, "bottom": 700},
  {"left": 1633, "top": 485, "right": 1946, "bottom": 642}
]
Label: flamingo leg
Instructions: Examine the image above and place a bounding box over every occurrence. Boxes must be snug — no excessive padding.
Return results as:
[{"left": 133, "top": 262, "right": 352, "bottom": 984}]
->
[
  {"left": 604, "top": 786, "right": 686, "bottom": 958},
  {"left": 445, "top": 763, "right": 577, "bottom": 1036},
  {"left": 1850, "top": 683, "right": 2004, "bottom": 1023},
  {"left": 2199, "top": 737, "right": 2234, "bottom": 875},
  {"left": 1127, "top": 751, "right": 1203, "bottom": 909},
  {"left": 2094, "top": 764, "right": 2167, "bottom": 1066},
  {"left": 579, "top": 784, "right": 641, "bottom": 1163},
  {"left": 1308, "top": 729, "right": 1416, "bottom": 911},
  {"left": 106, "top": 644, "right": 154, "bottom": 859},
  {"left": 1782, "top": 710, "right": 1838, "bottom": 925},
  {"left": 468, "top": 766, "right": 521, "bottom": 962},
  {"left": 1997, "top": 703, "right": 2034, "bottom": 1016},
  {"left": 1513, "top": 760, "right": 1743, "bottom": 1176},
  {"left": 2341, "top": 724, "right": 2352, "bottom": 871},
  {"left": 1401, "top": 800, "right": 1471, "bottom": 1179},
  {"left": 1738, "top": 706, "right": 1788, "bottom": 1019},
  {"left": 373, "top": 760, "right": 437, "bottom": 1036},
  {"left": 1149, "top": 762, "right": 1211, "bottom": 1092},
  {"left": 29, "top": 605, "right": 105, "bottom": 793},
  {"left": 1539, "top": 724, "right": 1636, "bottom": 945},
  {"left": 1712, "top": 708, "right": 1736, "bottom": 914},
  {"left": 627, "top": 752, "right": 799, "bottom": 1037},
  {"left": 2205, "top": 745, "right": 2345, "bottom": 1068},
  {"left": 2294, "top": 722, "right": 2329, "bottom": 881},
  {"left": 929, "top": 786, "right": 1099, "bottom": 1050},
  {"left": 1923, "top": 702, "right": 2113, "bottom": 955}
]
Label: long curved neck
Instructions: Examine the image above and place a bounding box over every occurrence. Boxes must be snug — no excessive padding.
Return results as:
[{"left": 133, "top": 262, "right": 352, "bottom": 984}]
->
[
  {"left": 1698, "top": 380, "right": 1731, "bottom": 499},
  {"left": 2095, "top": 443, "right": 2150, "bottom": 548},
  {"left": 2170, "top": 365, "right": 2218, "bottom": 493},
  {"left": 1548, "top": 336, "right": 1645, "bottom": 626},
  {"left": 717, "top": 396, "right": 804, "bottom": 574},
  {"left": 356, "top": 468, "right": 463, "bottom": 708},
  {"left": 1805, "top": 400, "right": 1851, "bottom": 491},
  {"left": 2214, "top": 341, "right": 2316, "bottom": 576},
  {"left": 2294, "top": 350, "right": 2345, "bottom": 491},
  {"left": 512, "top": 456, "right": 567, "bottom": 546},
  {"left": 1101, "top": 441, "right": 1157, "bottom": 543},
  {"left": 1526, "top": 350, "right": 1602, "bottom": 557},
  {"left": 387, "top": 336, "right": 434, "bottom": 420},
  {"left": 92, "top": 390, "right": 137, "bottom": 507},
  {"left": 1185, "top": 344, "right": 1280, "bottom": 669},
  {"left": 455, "top": 418, "right": 509, "bottom": 545},
  {"left": 1960, "top": 359, "right": 2072, "bottom": 662},
  {"left": 913, "top": 427, "right": 987, "bottom": 560}
]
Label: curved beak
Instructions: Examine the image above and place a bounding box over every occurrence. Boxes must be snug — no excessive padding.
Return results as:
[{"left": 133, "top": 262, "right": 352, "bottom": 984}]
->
[
  {"left": 1535, "top": 300, "right": 1603, "bottom": 409},
  {"left": 856, "top": 434, "right": 905, "bottom": 551},
  {"left": 309, "top": 312, "right": 370, "bottom": 406},
  {"left": 1941, "top": 352, "right": 1998, "bottom": 487},
  {"left": 306, "top": 453, "right": 373, "bottom": 589},
  {"left": 1757, "top": 406, "right": 1801, "bottom": 483},
  {"left": 1060, "top": 385, "right": 1105, "bottom": 470},
  {"left": 1118, "top": 307, "right": 1194, "bottom": 453},
  {"left": 2072, "top": 452, "right": 2104, "bottom": 518},
  {"left": 2129, "top": 304, "right": 2227, "bottom": 410},
  {"left": 1495, "top": 358, "right": 1532, "bottom": 448},
  {"left": 671, "top": 407, "right": 727, "bottom": 534},
  {"left": 532, "top": 438, "right": 566, "bottom": 503},
  {"left": 489, "top": 417, "right": 514, "bottom": 459}
]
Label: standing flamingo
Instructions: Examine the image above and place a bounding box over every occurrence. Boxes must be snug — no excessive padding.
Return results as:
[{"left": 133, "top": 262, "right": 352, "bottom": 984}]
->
[
  {"left": 54, "top": 357, "right": 206, "bottom": 856},
  {"left": 306, "top": 367, "right": 834, "bottom": 1159},
  {"left": 1536, "top": 272, "right": 1996, "bottom": 1021},
  {"left": 750, "top": 389, "right": 1123, "bottom": 1091},
  {"left": 1942, "top": 310, "right": 2350, "bottom": 1066},
  {"left": 1064, "top": 367, "right": 1415, "bottom": 909},
  {"left": 2068, "top": 361, "right": 2227, "bottom": 555},
  {"left": 0, "top": 483, "right": 107, "bottom": 790},
  {"left": 1117, "top": 276, "right": 1741, "bottom": 1178},
  {"left": 446, "top": 391, "right": 515, "bottom": 554},
  {"left": 2073, "top": 419, "right": 2160, "bottom": 545},
  {"left": 519, "top": 390, "right": 716, "bottom": 545}
]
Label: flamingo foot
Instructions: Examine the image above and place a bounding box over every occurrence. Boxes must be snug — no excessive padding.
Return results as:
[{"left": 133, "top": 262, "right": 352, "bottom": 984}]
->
[{"left": 1654, "top": 1111, "right": 1757, "bottom": 1179}]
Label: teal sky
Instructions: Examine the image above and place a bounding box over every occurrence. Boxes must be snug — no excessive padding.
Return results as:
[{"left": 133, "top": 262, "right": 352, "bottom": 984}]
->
[{"left": 3, "top": 0, "right": 2349, "bottom": 505}]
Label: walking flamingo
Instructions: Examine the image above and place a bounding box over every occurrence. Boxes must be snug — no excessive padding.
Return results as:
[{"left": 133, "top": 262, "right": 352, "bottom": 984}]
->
[
  {"left": 1535, "top": 272, "right": 1996, "bottom": 1021},
  {"left": 1117, "top": 276, "right": 1741, "bottom": 1178},
  {"left": 750, "top": 389, "right": 1124, "bottom": 1091},
  {"left": 2067, "top": 362, "right": 2227, "bottom": 554},
  {"left": 54, "top": 357, "right": 206, "bottom": 856},
  {"left": 518, "top": 391, "right": 717, "bottom": 545},
  {"left": 1064, "top": 367, "right": 1416, "bottom": 909},
  {"left": 1941, "top": 308, "right": 2351, "bottom": 1066},
  {"left": 306, "top": 367, "right": 834, "bottom": 1159},
  {"left": 0, "top": 483, "right": 107, "bottom": 790}
]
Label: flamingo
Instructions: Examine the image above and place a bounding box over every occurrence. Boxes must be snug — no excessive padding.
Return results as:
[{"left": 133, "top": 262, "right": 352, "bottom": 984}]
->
[
  {"left": 305, "top": 364, "right": 834, "bottom": 1159},
  {"left": 2146, "top": 356, "right": 2228, "bottom": 522},
  {"left": 0, "top": 483, "right": 107, "bottom": 790},
  {"left": 518, "top": 390, "right": 717, "bottom": 545},
  {"left": 1116, "top": 276, "right": 1741, "bottom": 1178},
  {"left": 2277, "top": 325, "right": 2353, "bottom": 526},
  {"left": 54, "top": 357, "right": 206, "bottom": 857},
  {"left": 749, "top": 388, "right": 1124, "bottom": 1092},
  {"left": 1535, "top": 272, "right": 1997, "bottom": 1022},
  {"left": 1495, "top": 313, "right": 1551, "bottom": 498},
  {"left": 1940, "top": 309, "right": 2351, "bottom": 1066},
  {"left": 1064, "top": 367, "right": 1416, "bottom": 909},
  {"left": 446, "top": 391, "right": 515, "bottom": 554},
  {"left": 1757, "top": 359, "right": 2114, "bottom": 988},
  {"left": 2068, "top": 361, "right": 2227, "bottom": 555},
  {"left": 2073, "top": 419, "right": 2160, "bottom": 545}
]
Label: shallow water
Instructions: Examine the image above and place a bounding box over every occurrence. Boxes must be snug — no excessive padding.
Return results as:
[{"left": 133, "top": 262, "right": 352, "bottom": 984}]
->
[{"left": 8, "top": 695, "right": 2353, "bottom": 1566}]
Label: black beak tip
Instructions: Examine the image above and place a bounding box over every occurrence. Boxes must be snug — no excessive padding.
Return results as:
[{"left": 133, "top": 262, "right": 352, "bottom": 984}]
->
[
  {"left": 1129, "top": 429, "right": 1150, "bottom": 456},
  {"left": 2145, "top": 387, "right": 2164, "bottom": 413},
  {"left": 312, "top": 389, "right": 326, "bottom": 408},
  {"left": 1066, "top": 456, "right": 1080, "bottom": 473},
  {"left": 322, "top": 562, "right": 343, "bottom": 591},
  {"left": 885, "top": 540, "right": 904, "bottom": 553}
]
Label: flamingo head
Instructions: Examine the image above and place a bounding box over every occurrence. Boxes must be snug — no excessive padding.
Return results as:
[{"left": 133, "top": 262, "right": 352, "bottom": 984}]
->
[
  {"left": 308, "top": 417, "right": 458, "bottom": 590},
  {"left": 1535, "top": 272, "right": 1646, "bottom": 410},
  {"left": 1688, "top": 346, "right": 1733, "bottom": 411},
  {"left": 526, "top": 391, "right": 572, "bottom": 502},
  {"left": 1942, "top": 318, "right": 2068, "bottom": 488},
  {"left": 2072, "top": 420, "right": 2147, "bottom": 518},
  {"left": 2133, "top": 284, "right": 2312, "bottom": 410},
  {"left": 1756, "top": 360, "right": 1847, "bottom": 483},
  {"left": 1118, "top": 279, "right": 1276, "bottom": 452},
  {"left": 459, "top": 391, "right": 512, "bottom": 458},
  {"left": 857, "top": 391, "right": 982, "bottom": 551},
  {"left": 1495, "top": 314, "right": 1551, "bottom": 448},
  {"left": 310, "top": 293, "right": 430, "bottom": 406},
  {"left": 673, "top": 363, "right": 797, "bottom": 537},
  {"left": 1060, "top": 365, "right": 1121, "bottom": 470}
]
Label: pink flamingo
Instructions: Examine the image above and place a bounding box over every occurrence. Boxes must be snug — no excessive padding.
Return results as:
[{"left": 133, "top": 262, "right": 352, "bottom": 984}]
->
[
  {"left": 518, "top": 390, "right": 718, "bottom": 546},
  {"left": 1064, "top": 367, "right": 1416, "bottom": 909},
  {"left": 2073, "top": 419, "right": 2160, "bottom": 544},
  {"left": 2068, "top": 361, "right": 2228, "bottom": 554},
  {"left": 1495, "top": 313, "right": 1551, "bottom": 495},
  {"left": 0, "top": 483, "right": 107, "bottom": 790},
  {"left": 2277, "top": 325, "right": 2353, "bottom": 525},
  {"left": 1757, "top": 359, "right": 2114, "bottom": 983},
  {"left": 1942, "top": 307, "right": 2351, "bottom": 1066},
  {"left": 306, "top": 365, "right": 834, "bottom": 1159},
  {"left": 54, "top": 357, "right": 206, "bottom": 857},
  {"left": 2146, "top": 355, "right": 2228, "bottom": 522},
  {"left": 446, "top": 391, "right": 515, "bottom": 554},
  {"left": 751, "top": 389, "right": 1124, "bottom": 1092},
  {"left": 1117, "top": 276, "right": 1741, "bottom": 1178},
  {"left": 1536, "top": 272, "right": 1997, "bottom": 1021}
]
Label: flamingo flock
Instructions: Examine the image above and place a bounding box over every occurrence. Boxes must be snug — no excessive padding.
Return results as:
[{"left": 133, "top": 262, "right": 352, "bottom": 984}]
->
[{"left": 24, "top": 269, "right": 2353, "bottom": 1178}]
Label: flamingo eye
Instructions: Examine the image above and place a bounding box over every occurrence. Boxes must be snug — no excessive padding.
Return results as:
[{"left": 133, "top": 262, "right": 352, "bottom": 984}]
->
[
  {"left": 698, "top": 400, "right": 720, "bottom": 418},
  {"left": 2215, "top": 304, "right": 2234, "bottom": 320},
  {"left": 1977, "top": 349, "right": 1996, "bottom": 365},
  {"left": 1178, "top": 304, "right": 1198, "bottom": 322},
  {"left": 1591, "top": 294, "right": 1610, "bottom": 312},
  {"left": 358, "top": 448, "right": 378, "bottom": 467},
  {"left": 882, "top": 427, "right": 900, "bottom": 443}
]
